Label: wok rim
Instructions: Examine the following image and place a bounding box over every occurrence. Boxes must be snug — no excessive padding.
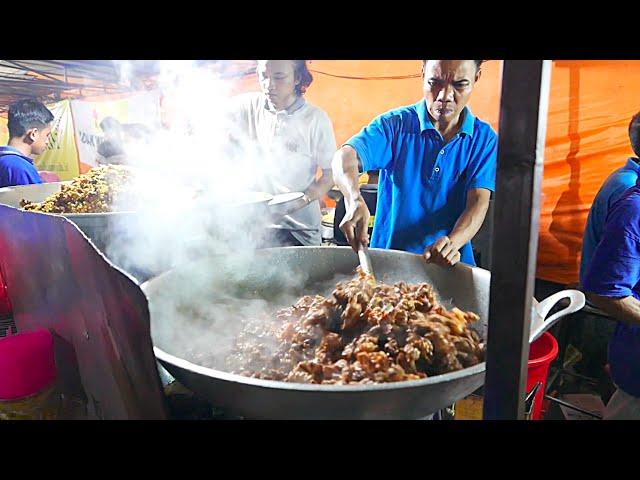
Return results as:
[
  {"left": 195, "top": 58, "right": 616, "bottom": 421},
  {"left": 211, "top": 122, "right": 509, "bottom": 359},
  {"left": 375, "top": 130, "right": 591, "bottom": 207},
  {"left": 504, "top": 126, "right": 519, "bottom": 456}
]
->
[
  {"left": 1, "top": 181, "right": 274, "bottom": 218},
  {"left": 20, "top": 209, "right": 137, "bottom": 219},
  {"left": 153, "top": 346, "right": 485, "bottom": 393},
  {"left": 0, "top": 181, "right": 138, "bottom": 217}
]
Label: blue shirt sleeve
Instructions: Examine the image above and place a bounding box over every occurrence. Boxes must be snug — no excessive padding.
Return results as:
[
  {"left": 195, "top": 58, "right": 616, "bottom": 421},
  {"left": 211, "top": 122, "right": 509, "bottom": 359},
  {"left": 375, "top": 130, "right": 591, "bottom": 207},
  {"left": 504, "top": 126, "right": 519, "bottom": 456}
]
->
[
  {"left": 466, "top": 130, "right": 497, "bottom": 192},
  {"left": 579, "top": 169, "right": 640, "bottom": 284},
  {"left": 9, "top": 166, "right": 42, "bottom": 186},
  {"left": 582, "top": 208, "right": 640, "bottom": 298},
  {"left": 344, "top": 113, "right": 396, "bottom": 172},
  {"left": 0, "top": 156, "right": 42, "bottom": 187}
]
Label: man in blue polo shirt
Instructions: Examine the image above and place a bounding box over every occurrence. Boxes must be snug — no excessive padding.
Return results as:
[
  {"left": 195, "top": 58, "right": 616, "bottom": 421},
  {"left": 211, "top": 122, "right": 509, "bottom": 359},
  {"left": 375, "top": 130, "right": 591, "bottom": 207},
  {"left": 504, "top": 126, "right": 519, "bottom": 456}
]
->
[
  {"left": 582, "top": 178, "right": 640, "bottom": 419},
  {"left": 332, "top": 60, "right": 496, "bottom": 267},
  {"left": 580, "top": 112, "right": 640, "bottom": 285},
  {"left": 571, "top": 113, "right": 640, "bottom": 384},
  {"left": 0, "top": 99, "right": 54, "bottom": 188}
]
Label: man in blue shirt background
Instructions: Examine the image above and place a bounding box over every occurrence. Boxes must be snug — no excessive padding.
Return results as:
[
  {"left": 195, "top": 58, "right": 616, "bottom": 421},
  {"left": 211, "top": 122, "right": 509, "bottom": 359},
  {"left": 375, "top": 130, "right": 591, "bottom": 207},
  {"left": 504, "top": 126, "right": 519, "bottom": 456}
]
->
[
  {"left": 332, "top": 60, "right": 496, "bottom": 267},
  {"left": 582, "top": 178, "right": 640, "bottom": 419},
  {"left": 0, "top": 99, "right": 54, "bottom": 188},
  {"left": 580, "top": 112, "right": 640, "bottom": 285},
  {"left": 572, "top": 113, "right": 640, "bottom": 392}
]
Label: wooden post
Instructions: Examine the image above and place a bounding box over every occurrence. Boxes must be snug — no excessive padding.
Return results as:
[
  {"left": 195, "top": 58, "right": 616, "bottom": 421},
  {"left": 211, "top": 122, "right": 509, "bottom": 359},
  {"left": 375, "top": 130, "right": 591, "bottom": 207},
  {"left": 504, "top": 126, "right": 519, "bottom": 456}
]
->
[{"left": 483, "top": 60, "right": 552, "bottom": 419}]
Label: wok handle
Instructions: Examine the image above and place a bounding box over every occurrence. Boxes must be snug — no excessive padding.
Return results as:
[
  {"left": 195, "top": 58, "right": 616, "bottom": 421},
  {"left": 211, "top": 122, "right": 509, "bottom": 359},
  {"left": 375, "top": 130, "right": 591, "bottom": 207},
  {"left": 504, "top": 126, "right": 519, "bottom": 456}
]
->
[{"left": 532, "top": 290, "right": 585, "bottom": 341}]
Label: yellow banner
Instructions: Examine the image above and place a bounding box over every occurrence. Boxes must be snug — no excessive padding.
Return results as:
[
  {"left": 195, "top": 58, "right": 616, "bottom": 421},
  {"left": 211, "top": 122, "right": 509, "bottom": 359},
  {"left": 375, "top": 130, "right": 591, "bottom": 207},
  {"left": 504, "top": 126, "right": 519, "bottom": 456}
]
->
[
  {"left": 0, "top": 116, "right": 8, "bottom": 145},
  {"left": 36, "top": 100, "right": 80, "bottom": 181}
]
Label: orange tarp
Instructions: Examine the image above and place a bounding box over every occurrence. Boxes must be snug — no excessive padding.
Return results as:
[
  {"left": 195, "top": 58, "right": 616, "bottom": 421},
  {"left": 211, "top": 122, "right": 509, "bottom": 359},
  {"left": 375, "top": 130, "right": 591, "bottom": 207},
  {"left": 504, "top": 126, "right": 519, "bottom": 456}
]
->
[{"left": 537, "top": 61, "right": 638, "bottom": 284}]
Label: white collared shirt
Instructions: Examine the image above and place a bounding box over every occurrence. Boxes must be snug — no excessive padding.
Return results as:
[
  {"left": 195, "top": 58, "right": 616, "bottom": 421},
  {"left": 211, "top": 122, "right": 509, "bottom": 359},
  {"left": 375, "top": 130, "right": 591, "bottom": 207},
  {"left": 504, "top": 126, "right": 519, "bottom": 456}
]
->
[{"left": 231, "top": 92, "right": 337, "bottom": 245}]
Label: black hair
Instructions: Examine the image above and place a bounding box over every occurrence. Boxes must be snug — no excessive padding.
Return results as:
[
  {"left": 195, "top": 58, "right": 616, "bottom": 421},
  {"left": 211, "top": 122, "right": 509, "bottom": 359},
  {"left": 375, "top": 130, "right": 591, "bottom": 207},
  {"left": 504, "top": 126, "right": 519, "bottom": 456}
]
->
[
  {"left": 97, "top": 139, "right": 125, "bottom": 158},
  {"left": 421, "top": 60, "right": 484, "bottom": 73},
  {"left": 256, "top": 60, "right": 314, "bottom": 96},
  {"left": 7, "top": 99, "right": 54, "bottom": 138},
  {"left": 629, "top": 111, "right": 640, "bottom": 158},
  {"left": 99, "top": 116, "right": 123, "bottom": 134},
  {"left": 293, "top": 60, "right": 313, "bottom": 95}
]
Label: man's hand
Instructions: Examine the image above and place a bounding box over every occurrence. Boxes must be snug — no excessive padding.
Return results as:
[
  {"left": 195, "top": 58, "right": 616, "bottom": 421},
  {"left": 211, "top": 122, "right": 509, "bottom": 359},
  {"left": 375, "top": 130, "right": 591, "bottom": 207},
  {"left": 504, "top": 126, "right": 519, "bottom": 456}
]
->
[
  {"left": 586, "top": 292, "right": 640, "bottom": 327},
  {"left": 339, "top": 196, "right": 370, "bottom": 251},
  {"left": 423, "top": 236, "right": 461, "bottom": 267},
  {"left": 269, "top": 193, "right": 312, "bottom": 220}
]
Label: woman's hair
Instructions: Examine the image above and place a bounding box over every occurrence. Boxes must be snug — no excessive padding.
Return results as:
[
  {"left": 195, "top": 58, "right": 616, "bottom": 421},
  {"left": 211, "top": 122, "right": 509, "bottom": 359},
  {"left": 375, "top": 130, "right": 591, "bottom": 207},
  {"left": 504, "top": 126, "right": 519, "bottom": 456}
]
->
[
  {"left": 293, "top": 60, "right": 313, "bottom": 95},
  {"left": 99, "top": 116, "right": 123, "bottom": 134},
  {"left": 97, "top": 139, "right": 125, "bottom": 158}
]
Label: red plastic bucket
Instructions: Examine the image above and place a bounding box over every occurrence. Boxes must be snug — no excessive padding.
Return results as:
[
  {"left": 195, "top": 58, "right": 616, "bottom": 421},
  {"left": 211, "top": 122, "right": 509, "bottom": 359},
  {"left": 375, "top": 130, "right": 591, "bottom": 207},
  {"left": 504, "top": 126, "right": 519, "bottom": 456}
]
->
[
  {"left": 526, "top": 332, "right": 559, "bottom": 420},
  {"left": 0, "top": 328, "right": 56, "bottom": 400}
]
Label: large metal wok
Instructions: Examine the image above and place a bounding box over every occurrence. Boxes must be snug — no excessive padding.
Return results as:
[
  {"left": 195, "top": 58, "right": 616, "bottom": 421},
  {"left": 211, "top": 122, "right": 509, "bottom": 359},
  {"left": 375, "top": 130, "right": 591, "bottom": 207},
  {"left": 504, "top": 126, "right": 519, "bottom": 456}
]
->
[
  {"left": 0, "top": 182, "right": 136, "bottom": 254},
  {"left": 0, "top": 183, "right": 312, "bottom": 241},
  {"left": 141, "top": 247, "right": 583, "bottom": 419}
]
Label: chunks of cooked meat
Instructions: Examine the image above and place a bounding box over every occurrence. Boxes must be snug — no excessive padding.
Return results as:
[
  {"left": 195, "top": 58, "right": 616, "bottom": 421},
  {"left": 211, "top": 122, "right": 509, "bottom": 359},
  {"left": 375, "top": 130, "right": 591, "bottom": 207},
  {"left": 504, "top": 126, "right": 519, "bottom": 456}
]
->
[
  {"left": 226, "top": 268, "right": 485, "bottom": 385},
  {"left": 20, "top": 165, "right": 136, "bottom": 214}
]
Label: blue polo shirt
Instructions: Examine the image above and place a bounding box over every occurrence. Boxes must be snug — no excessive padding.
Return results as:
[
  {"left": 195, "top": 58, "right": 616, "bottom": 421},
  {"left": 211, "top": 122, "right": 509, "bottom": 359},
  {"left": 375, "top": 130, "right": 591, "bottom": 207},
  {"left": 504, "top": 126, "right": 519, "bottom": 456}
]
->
[
  {"left": 345, "top": 100, "right": 497, "bottom": 266},
  {"left": 0, "top": 146, "right": 42, "bottom": 188},
  {"left": 582, "top": 181, "right": 640, "bottom": 398},
  {"left": 580, "top": 158, "right": 640, "bottom": 285}
]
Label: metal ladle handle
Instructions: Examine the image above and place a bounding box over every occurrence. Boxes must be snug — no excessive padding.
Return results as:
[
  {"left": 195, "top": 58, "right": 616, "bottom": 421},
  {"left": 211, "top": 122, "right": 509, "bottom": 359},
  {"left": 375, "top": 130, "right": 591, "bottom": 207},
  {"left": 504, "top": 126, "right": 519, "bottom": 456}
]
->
[{"left": 357, "top": 244, "right": 375, "bottom": 279}]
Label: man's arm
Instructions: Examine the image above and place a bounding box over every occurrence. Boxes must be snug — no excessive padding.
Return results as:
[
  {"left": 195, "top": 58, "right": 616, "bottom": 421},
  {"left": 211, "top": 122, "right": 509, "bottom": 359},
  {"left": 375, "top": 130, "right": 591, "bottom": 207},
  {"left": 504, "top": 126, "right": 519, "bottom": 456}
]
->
[
  {"left": 586, "top": 293, "right": 640, "bottom": 327},
  {"left": 332, "top": 113, "right": 395, "bottom": 250},
  {"left": 449, "top": 188, "right": 492, "bottom": 250},
  {"left": 332, "top": 145, "right": 370, "bottom": 250},
  {"left": 582, "top": 191, "right": 640, "bottom": 324},
  {"left": 303, "top": 169, "right": 334, "bottom": 203},
  {"left": 424, "top": 188, "right": 491, "bottom": 266}
]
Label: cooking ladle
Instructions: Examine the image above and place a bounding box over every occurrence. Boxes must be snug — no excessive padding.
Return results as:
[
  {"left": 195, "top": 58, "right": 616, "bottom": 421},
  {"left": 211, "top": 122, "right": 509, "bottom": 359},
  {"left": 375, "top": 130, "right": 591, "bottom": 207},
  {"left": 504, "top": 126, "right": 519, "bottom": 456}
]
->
[{"left": 357, "top": 243, "right": 375, "bottom": 280}]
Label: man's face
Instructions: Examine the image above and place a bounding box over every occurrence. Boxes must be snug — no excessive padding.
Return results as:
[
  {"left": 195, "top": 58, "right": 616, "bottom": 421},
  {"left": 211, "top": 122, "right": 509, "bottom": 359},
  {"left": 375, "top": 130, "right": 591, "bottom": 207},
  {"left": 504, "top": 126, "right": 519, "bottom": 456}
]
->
[
  {"left": 28, "top": 125, "right": 52, "bottom": 155},
  {"left": 423, "top": 60, "right": 480, "bottom": 124},
  {"left": 257, "top": 60, "right": 300, "bottom": 111}
]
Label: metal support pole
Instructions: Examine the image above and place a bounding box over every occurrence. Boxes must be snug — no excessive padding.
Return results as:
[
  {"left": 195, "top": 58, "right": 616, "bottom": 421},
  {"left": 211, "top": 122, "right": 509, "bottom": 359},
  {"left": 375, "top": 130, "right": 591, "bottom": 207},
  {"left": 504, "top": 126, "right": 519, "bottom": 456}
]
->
[{"left": 483, "top": 60, "right": 552, "bottom": 419}]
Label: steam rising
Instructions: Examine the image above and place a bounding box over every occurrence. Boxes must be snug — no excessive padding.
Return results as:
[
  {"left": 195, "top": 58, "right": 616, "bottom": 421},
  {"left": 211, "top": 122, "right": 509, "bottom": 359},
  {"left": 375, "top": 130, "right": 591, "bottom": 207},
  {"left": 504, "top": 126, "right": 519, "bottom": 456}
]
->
[
  {"left": 106, "top": 60, "right": 269, "bottom": 277},
  {"left": 102, "top": 60, "right": 315, "bottom": 367},
  {"left": 146, "top": 253, "right": 356, "bottom": 371}
]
